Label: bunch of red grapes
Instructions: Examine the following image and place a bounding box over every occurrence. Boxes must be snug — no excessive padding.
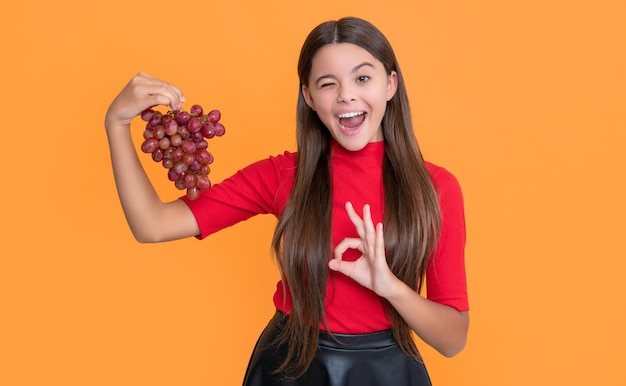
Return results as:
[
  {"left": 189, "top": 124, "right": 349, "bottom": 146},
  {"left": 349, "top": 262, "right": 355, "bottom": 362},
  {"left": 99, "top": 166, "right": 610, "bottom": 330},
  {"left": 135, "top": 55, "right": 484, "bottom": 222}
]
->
[{"left": 139, "top": 104, "right": 225, "bottom": 200}]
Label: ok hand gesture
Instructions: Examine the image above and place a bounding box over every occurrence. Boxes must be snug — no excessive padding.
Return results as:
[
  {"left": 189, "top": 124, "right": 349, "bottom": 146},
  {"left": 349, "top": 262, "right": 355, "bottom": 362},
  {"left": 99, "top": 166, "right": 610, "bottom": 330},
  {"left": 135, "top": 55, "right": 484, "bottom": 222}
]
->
[{"left": 329, "top": 202, "right": 401, "bottom": 298}]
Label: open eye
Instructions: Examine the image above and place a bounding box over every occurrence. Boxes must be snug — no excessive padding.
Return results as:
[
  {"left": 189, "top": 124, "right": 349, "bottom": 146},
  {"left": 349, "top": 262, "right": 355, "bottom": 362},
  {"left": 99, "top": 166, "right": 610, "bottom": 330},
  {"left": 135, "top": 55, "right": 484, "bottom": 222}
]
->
[{"left": 356, "top": 75, "right": 370, "bottom": 83}]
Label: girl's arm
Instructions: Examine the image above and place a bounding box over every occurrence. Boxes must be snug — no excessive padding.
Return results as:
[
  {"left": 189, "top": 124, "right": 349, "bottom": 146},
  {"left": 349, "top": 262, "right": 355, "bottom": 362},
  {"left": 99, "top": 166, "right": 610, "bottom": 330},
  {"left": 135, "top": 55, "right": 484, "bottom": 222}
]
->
[
  {"left": 104, "top": 72, "right": 200, "bottom": 243},
  {"left": 383, "top": 275, "right": 469, "bottom": 357},
  {"left": 329, "top": 202, "right": 469, "bottom": 357}
]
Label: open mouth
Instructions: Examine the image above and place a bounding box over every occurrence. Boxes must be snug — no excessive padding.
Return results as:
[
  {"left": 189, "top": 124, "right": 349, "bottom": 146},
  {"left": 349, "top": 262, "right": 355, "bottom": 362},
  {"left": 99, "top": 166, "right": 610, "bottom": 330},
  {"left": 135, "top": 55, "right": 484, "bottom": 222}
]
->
[{"left": 338, "top": 111, "right": 366, "bottom": 131}]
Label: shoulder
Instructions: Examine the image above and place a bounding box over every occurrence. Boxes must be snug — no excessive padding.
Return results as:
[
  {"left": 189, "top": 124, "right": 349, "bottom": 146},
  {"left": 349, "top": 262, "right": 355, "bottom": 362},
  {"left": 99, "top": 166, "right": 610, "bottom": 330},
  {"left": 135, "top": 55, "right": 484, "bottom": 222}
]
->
[
  {"left": 230, "top": 151, "right": 298, "bottom": 200},
  {"left": 244, "top": 150, "right": 297, "bottom": 174},
  {"left": 271, "top": 150, "right": 297, "bottom": 167},
  {"left": 424, "top": 161, "right": 462, "bottom": 194}
]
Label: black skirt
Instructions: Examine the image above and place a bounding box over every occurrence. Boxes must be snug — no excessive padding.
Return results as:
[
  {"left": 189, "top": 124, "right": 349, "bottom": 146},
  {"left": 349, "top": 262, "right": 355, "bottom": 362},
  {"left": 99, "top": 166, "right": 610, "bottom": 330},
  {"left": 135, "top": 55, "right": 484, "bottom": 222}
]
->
[{"left": 242, "top": 311, "right": 432, "bottom": 386}]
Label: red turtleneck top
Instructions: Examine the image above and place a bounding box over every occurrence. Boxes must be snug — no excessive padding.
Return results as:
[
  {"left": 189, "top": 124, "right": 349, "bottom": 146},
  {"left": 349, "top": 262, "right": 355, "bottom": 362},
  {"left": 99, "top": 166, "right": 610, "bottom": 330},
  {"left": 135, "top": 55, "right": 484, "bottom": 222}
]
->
[{"left": 181, "top": 140, "right": 468, "bottom": 333}]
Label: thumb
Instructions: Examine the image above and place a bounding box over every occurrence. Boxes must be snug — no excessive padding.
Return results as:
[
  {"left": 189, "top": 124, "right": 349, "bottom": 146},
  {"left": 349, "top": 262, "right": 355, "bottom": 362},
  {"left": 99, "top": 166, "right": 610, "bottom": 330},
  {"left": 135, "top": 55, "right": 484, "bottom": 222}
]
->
[{"left": 328, "top": 258, "right": 354, "bottom": 276}]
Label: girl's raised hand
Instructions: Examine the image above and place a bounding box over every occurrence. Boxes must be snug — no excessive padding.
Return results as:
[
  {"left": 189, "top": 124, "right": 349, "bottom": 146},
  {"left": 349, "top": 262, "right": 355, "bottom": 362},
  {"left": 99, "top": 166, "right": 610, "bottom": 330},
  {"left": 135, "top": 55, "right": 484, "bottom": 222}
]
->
[
  {"left": 105, "top": 72, "right": 185, "bottom": 131},
  {"left": 329, "top": 202, "right": 401, "bottom": 298}
]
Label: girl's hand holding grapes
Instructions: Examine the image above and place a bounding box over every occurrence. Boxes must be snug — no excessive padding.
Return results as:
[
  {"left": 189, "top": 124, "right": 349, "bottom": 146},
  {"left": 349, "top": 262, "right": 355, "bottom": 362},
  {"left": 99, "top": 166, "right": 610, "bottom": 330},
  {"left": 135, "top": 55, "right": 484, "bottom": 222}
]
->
[
  {"left": 105, "top": 71, "right": 225, "bottom": 201},
  {"left": 105, "top": 72, "right": 185, "bottom": 132}
]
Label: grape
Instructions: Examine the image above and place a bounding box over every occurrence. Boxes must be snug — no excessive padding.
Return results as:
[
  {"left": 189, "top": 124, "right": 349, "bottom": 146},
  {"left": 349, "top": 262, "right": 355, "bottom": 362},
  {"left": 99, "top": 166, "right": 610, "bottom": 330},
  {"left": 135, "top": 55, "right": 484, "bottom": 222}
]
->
[
  {"left": 183, "top": 173, "right": 197, "bottom": 188},
  {"left": 182, "top": 153, "right": 195, "bottom": 166},
  {"left": 152, "top": 149, "right": 165, "bottom": 162},
  {"left": 196, "top": 149, "right": 212, "bottom": 165},
  {"left": 188, "top": 117, "right": 202, "bottom": 133},
  {"left": 186, "top": 186, "right": 201, "bottom": 200},
  {"left": 196, "top": 140, "right": 208, "bottom": 150},
  {"left": 191, "top": 131, "right": 204, "bottom": 143},
  {"left": 164, "top": 119, "right": 178, "bottom": 136},
  {"left": 148, "top": 114, "right": 161, "bottom": 128},
  {"left": 153, "top": 125, "right": 166, "bottom": 139},
  {"left": 214, "top": 122, "right": 226, "bottom": 137},
  {"left": 139, "top": 105, "right": 226, "bottom": 200},
  {"left": 201, "top": 123, "right": 215, "bottom": 138},
  {"left": 141, "top": 137, "right": 158, "bottom": 153},
  {"left": 190, "top": 159, "right": 202, "bottom": 172},
  {"left": 162, "top": 158, "right": 174, "bottom": 169},
  {"left": 178, "top": 125, "right": 191, "bottom": 139},
  {"left": 190, "top": 104, "right": 203, "bottom": 116},
  {"left": 207, "top": 109, "right": 221, "bottom": 124},
  {"left": 171, "top": 147, "right": 184, "bottom": 162},
  {"left": 175, "top": 110, "right": 190, "bottom": 125},
  {"left": 168, "top": 168, "right": 181, "bottom": 182},
  {"left": 173, "top": 161, "right": 187, "bottom": 175},
  {"left": 181, "top": 139, "right": 196, "bottom": 154},
  {"left": 141, "top": 109, "right": 156, "bottom": 122},
  {"left": 197, "top": 175, "right": 211, "bottom": 190},
  {"left": 161, "top": 114, "right": 174, "bottom": 125},
  {"left": 174, "top": 176, "right": 186, "bottom": 190},
  {"left": 170, "top": 133, "right": 182, "bottom": 147},
  {"left": 159, "top": 137, "right": 170, "bottom": 150}
]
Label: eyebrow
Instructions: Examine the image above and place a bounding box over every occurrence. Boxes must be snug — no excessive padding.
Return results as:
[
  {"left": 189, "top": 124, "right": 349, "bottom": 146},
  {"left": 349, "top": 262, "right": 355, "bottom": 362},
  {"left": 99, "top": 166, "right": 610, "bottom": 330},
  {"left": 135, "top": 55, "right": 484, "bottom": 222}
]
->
[{"left": 314, "top": 61, "right": 375, "bottom": 85}]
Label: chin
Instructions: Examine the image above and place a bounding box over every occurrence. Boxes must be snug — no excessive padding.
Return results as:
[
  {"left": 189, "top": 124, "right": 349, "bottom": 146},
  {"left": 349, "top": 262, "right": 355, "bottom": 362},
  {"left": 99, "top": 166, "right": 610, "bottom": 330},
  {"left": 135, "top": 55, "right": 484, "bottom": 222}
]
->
[{"left": 333, "top": 137, "right": 370, "bottom": 152}]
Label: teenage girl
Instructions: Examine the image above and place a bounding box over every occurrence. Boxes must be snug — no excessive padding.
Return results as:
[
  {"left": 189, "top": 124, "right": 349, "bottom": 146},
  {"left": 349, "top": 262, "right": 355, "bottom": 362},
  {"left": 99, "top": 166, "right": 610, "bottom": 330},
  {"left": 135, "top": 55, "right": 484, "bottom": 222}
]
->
[{"left": 105, "top": 16, "right": 469, "bottom": 386}]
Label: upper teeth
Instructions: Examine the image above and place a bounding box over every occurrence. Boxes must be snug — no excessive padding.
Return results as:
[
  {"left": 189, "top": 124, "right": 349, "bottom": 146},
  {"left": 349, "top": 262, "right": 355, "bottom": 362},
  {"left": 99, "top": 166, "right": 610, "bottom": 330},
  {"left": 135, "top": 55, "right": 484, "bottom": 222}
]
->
[{"left": 338, "top": 112, "right": 364, "bottom": 118}]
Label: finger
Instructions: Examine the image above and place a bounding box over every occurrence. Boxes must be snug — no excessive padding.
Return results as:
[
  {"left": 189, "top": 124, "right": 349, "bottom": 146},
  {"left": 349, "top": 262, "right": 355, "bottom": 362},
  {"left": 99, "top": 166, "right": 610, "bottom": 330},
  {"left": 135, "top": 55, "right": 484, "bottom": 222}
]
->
[
  {"left": 345, "top": 201, "right": 365, "bottom": 237},
  {"left": 331, "top": 238, "right": 362, "bottom": 278},
  {"left": 133, "top": 74, "right": 186, "bottom": 109},
  {"left": 374, "top": 222, "right": 386, "bottom": 259},
  {"left": 334, "top": 237, "right": 363, "bottom": 259},
  {"left": 138, "top": 71, "right": 155, "bottom": 79},
  {"left": 144, "top": 84, "right": 185, "bottom": 110},
  {"left": 160, "top": 82, "right": 186, "bottom": 106},
  {"left": 328, "top": 258, "right": 356, "bottom": 276},
  {"left": 143, "top": 94, "right": 179, "bottom": 111},
  {"left": 362, "top": 204, "right": 377, "bottom": 256},
  {"left": 362, "top": 204, "right": 375, "bottom": 233}
]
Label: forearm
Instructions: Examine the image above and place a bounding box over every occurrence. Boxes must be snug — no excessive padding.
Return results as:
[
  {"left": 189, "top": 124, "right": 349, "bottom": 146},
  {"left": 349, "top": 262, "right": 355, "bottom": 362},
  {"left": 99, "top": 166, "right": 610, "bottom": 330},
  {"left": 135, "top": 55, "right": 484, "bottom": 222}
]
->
[
  {"left": 385, "top": 278, "right": 469, "bottom": 357},
  {"left": 102, "top": 73, "right": 201, "bottom": 242},
  {"left": 105, "top": 123, "right": 169, "bottom": 242}
]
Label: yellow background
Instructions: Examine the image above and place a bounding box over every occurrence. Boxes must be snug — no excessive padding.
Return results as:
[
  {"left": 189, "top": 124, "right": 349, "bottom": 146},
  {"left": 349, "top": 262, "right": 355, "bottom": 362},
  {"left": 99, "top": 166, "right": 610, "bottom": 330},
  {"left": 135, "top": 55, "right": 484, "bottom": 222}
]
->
[{"left": 1, "top": 0, "right": 625, "bottom": 385}]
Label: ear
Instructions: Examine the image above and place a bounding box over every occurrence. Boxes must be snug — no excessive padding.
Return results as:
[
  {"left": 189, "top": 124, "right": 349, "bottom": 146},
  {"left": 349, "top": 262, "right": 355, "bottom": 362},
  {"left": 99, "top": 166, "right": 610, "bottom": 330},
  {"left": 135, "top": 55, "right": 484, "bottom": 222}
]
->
[
  {"left": 386, "top": 71, "right": 398, "bottom": 101},
  {"left": 302, "top": 84, "right": 316, "bottom": 111}
]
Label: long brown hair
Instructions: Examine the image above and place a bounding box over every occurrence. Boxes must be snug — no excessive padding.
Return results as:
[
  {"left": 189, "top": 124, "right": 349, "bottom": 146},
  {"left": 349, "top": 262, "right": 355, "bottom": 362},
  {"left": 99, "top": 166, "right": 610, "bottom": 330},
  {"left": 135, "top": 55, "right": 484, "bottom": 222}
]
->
[{"left": 271, "top": 16, "right": 442, "bottom": 378}]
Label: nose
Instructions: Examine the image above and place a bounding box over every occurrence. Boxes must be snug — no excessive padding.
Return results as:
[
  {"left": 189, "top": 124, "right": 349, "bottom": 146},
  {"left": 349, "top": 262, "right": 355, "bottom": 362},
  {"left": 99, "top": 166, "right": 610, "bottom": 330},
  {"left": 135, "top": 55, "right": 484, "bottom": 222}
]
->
[{"left": 337, "top": 84, "right": 356, "bottom": 103}]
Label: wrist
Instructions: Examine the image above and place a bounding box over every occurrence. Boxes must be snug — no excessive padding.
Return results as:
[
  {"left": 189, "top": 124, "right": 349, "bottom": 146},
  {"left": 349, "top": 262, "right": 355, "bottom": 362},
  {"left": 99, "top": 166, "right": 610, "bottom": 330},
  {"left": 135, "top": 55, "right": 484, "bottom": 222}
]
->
[
  {"left": 104, "top": 117, "right": 131, "bottom": 135},
  {"left": 381, "top": 275, "right": 411, "bottom": 301}
]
